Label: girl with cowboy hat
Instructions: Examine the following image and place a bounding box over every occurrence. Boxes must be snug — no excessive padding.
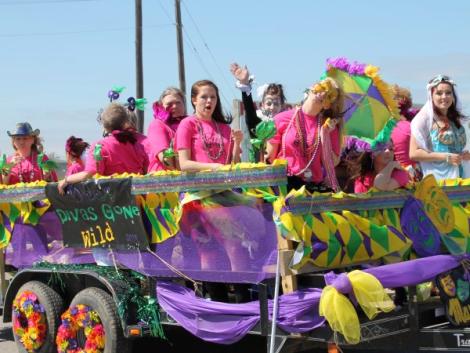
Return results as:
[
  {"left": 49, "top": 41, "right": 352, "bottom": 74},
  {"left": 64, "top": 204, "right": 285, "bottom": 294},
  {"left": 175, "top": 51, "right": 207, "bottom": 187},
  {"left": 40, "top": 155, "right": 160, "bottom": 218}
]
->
[{"left": 4, "top": 122, "right": 58, "bottom": 185}]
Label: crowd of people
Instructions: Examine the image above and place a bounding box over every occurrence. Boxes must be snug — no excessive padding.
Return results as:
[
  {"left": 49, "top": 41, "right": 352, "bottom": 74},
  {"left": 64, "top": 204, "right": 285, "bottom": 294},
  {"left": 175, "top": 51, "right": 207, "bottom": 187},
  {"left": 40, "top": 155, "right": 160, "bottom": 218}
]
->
[
  {"left": 1, "top": 73, "right": 468, "bottom": 193},
  {"left": 0, "top": 70, "right": 468, "bottom": 304}
]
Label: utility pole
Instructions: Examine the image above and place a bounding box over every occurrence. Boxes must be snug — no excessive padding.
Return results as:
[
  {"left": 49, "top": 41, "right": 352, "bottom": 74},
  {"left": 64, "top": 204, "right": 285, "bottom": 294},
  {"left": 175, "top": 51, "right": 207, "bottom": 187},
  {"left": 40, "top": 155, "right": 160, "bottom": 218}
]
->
[
  {"left": 135, "top": 0, "right": 144, "bottom": 132},
  {"left": 175, "top": 0, "right": 186, "bottom": 96}
]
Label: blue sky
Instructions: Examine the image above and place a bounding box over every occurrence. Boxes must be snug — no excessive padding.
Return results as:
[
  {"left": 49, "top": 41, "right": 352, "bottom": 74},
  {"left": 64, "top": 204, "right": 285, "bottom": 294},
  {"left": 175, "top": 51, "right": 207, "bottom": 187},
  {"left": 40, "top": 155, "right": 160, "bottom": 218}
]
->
[{"left": 2, "top": 0, "right": 470, "bottom": 158}]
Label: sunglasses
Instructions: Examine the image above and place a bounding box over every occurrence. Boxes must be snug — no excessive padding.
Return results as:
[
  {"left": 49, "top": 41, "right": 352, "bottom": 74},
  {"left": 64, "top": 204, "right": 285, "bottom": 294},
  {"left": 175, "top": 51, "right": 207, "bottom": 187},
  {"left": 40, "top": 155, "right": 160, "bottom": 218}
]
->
[{"left": 428, "top": 75, "right": 455, "bottom": 88}]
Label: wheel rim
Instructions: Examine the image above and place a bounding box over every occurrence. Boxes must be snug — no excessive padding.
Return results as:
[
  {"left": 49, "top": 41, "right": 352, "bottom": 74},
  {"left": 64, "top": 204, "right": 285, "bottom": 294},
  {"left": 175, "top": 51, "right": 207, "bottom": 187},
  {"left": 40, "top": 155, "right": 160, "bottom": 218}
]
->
[
  {"left": 12, "top": 290, "right": 48, "bottom": 352},
  {"left": 56, "top": 304, "right": 106, "bottom": 353}
]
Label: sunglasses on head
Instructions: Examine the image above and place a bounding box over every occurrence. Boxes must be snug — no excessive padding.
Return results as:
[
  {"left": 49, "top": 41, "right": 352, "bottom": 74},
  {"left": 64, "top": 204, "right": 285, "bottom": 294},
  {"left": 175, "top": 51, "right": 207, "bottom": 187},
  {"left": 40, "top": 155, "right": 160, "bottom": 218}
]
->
[{"left": 428, "top": 75, "right": 455, "bottom": 88}]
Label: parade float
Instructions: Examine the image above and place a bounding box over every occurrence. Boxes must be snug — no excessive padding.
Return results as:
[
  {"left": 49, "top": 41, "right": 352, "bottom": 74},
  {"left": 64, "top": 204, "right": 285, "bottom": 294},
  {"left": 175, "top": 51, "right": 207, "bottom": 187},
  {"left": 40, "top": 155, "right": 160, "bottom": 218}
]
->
[
  {"left": 0, "top": 162, "right": 469, "bottom": 353},
  {"left": 1, "top": 58, "right": 470, "bottom": 353}
]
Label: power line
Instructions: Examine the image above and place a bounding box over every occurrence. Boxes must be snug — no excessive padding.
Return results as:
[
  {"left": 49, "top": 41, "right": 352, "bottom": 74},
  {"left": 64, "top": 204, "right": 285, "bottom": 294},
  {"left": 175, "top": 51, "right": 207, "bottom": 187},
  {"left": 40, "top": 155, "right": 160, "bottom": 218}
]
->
[
  {"left": 156, "top": 0, "right": 231, "bottom": 108},
  {"left": 181, "top": 0, "right": 237, "bottom": 100}
]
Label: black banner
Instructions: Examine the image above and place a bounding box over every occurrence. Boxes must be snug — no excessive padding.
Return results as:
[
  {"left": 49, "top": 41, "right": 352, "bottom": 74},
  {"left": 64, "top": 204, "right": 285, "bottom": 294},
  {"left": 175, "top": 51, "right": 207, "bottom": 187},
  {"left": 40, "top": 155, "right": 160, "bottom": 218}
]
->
[
  {"left": 436, "top": 264, "right": 470, "bottom": 327},
  {"left": 46, "top": 178, "right": 148, "bottom": 250}
]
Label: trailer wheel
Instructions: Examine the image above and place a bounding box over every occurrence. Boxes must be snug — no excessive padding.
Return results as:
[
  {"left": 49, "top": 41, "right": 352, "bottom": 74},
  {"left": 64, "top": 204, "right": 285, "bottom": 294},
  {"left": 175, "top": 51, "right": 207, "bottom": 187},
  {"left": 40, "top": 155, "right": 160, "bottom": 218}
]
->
[
  {"left": 12, "top": 281, "right": 64, "bottom": 353},
  {"left": 59, "top": 287, "right": 128, "bottom": 353}
]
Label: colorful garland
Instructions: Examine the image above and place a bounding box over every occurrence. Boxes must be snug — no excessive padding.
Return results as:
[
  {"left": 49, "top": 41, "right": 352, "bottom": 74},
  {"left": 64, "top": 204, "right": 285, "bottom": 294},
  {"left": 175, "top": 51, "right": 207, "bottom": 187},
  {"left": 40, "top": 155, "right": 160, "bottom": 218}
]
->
[
  {"left": 56, "top": 304, "right": 105, "bottom": 353},
  {"left": 12, "top": 290, "right": 47, "bottom": 352}
]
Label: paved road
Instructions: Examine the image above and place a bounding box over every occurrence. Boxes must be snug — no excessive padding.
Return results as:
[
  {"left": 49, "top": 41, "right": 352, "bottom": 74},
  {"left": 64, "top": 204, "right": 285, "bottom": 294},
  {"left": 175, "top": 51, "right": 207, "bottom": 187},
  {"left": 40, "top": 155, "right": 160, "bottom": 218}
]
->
[
  {"left": 0, "top": 312, "right": 268, "bottom": 353},
  {"left": 0, "top": 319, "right": 15, "bottom": 353}
]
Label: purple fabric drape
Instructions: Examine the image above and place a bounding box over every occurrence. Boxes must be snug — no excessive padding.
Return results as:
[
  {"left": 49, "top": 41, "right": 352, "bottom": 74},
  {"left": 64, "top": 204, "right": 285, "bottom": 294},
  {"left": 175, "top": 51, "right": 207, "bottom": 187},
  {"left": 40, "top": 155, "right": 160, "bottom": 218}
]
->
[
  {"left": 156, "top": 255, "right": 467, "bottom": 345},
  {"left": 364, "top": 254, "right": 465, "bottom": 288},
  {"left": 156, "top": 281, "right": 324, "bottom": 344}
]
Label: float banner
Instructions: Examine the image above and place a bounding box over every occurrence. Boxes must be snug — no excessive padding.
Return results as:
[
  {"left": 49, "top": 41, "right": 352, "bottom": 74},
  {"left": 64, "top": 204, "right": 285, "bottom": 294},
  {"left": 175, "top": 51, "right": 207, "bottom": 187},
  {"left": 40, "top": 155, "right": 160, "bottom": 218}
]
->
[
  {"left": 436, "top": 263, "right": 470, "bottom": 327},
  {"left": 45, "top": 178, "right": 148, "bottom": 250}
]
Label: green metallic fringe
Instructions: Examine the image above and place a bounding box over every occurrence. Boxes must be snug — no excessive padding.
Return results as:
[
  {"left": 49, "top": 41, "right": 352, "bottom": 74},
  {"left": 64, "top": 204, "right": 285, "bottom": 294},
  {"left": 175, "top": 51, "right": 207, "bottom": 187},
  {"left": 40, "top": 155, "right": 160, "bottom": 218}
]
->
[
  {"left": 370, "top": 118, "right": 398, "bottom": 151},
  {"left": 34, "top": 262, "right": 165, "bottom": 339}
]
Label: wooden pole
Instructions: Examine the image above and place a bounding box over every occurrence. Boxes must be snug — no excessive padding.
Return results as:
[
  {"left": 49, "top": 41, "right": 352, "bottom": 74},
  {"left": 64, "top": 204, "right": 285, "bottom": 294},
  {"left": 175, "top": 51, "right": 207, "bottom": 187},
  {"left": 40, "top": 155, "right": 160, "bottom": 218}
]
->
[
  {"left": 0, "top": 250, "right": 7, "bottom": 300},
  {"left": 135, "top": 0, "right": 144, "bottom": 133},
  {"left": 175, "top": 0, "right": 186, "bottom": 97}
]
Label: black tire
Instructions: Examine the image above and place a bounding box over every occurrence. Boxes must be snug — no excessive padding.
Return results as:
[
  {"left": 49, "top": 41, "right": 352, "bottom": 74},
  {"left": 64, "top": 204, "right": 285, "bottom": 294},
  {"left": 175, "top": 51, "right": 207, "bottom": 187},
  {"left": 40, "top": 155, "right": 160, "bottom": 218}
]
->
[
  {"left": 13, "top": 281, "right": 64, "bottom": 353},
  {"left": 69, "top": 287, "right": 129, "bottom": 353}
]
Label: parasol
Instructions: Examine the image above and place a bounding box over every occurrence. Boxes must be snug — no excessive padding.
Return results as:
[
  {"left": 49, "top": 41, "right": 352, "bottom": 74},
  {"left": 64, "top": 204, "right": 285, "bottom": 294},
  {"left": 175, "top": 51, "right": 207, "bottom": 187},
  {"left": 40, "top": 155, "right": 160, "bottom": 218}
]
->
[{"left": 322, "top": 57, "right": 400, "bottom": 144}]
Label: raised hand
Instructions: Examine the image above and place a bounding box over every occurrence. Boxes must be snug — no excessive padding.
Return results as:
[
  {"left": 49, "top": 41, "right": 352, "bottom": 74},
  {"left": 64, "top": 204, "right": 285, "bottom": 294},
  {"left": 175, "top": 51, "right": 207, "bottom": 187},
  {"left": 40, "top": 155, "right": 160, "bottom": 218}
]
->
[
  {"left": 230, "top": 63, "right": 250, "bottom": 85},
  {"left": 232, "top": 129, "right": 243, "bottom": 145}
]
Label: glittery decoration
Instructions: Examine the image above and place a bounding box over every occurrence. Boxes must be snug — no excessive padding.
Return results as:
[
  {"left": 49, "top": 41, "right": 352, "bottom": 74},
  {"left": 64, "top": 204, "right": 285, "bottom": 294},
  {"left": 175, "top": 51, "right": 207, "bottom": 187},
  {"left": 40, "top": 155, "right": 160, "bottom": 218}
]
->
[
  {"left": 0, "top": 164, "right": 287, "bottom": 203},
  {"left": 34, "top": 262, "right": 165, "bottom": 339}
]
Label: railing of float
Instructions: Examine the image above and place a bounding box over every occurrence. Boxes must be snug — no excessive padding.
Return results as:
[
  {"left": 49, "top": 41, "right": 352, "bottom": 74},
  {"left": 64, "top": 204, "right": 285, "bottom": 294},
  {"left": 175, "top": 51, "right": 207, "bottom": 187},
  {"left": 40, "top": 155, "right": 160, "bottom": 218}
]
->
[
  {"left": 0, "top": 162, "right": 287, "bottom": 203},
  {"left": 0, "top": 162, "right": 287, "bottom": 283}
]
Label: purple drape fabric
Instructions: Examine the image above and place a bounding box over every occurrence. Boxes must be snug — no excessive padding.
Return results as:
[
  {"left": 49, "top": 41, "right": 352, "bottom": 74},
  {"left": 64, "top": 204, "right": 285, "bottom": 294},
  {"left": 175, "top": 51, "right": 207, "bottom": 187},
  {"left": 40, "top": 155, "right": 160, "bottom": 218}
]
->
[
  {"left": 364, "top": 254, "right": 465, "bottom": 288},
  {"left": 156, "top": 281, "right": 324, "bottom": 344},
  {"left": 156, "top": 255, "right": 467, "bottom": 345}
]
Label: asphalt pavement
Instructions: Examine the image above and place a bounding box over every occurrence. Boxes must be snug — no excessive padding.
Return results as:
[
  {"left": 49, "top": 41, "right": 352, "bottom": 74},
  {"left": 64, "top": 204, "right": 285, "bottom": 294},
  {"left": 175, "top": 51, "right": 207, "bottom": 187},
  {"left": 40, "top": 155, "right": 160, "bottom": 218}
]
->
[{"left": 0, "top": 311, "right": 269, "bottom": 353}]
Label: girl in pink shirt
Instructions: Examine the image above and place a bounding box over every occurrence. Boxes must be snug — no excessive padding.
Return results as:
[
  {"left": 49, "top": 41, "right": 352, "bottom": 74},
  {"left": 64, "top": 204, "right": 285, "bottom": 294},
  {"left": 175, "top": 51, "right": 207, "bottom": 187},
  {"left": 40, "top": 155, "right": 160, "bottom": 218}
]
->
[
  {"left": 346, "top": 142, "right": 410, "bottom": 193},
  {"left": 176, "top": 80, "right": 242, "bottom": 170},
  {"left": 58, "top": 103, "right": 148, "bottom": 193},
  {"left": 146, "top": 88, "right": 187, "bottom": 171},
  {"left": 65, "top": 136, "right": 89, "bottom": 176},
  {"left": 4, "top": 122, "right": 58, "bottom": 185},
  {"left": 266, "top": 78, "right": 344, "bottom": 192},
  {"left": 176, "top": 80, "right": 253, "bottom": 302}
]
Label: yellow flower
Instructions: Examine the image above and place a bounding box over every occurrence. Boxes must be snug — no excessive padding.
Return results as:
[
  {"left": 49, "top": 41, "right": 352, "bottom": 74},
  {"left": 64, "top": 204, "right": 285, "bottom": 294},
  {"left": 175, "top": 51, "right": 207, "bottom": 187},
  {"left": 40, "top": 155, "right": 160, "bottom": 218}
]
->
[{"left": 364, "top": 65, "right": 379, "bottom": 78}]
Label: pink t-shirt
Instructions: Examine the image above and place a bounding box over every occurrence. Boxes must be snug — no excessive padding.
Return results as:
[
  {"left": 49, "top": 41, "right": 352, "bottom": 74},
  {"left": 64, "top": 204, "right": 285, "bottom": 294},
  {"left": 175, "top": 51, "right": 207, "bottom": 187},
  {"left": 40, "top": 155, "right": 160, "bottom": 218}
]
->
[
  {"left": 146, "top": 118, "right": 175, "bottom": 172},
  {"left": 175, "top": 115, "right": 232, "bottom": 164},
  {"left": 7, "top": 152, "right": 58, "bottom": 185},
  {"left": 66, "top": 161, "right": 84, "bottom": 176},
  {"left": 269, "top": 109, "right": 340, "bottom": 183},
  {"left": 391, "top": 120, "right": 414, "bottom": 167},
  {"left": 354, "top": 169, "right": 409, "bottom": 193},
  {"left": 85, "top": 134, "right": 149, "bottom": 176}
]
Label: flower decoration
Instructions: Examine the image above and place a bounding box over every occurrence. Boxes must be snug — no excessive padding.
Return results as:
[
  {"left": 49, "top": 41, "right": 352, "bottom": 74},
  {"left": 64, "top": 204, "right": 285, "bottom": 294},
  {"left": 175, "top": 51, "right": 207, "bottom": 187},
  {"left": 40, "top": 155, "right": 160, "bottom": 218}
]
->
[
  {"left": 56, "top": 304, "right": 105, "bottom": 353},
  {"left": 37, "top": 152, "right": 58, "bottom": 173},
  {"left": 162, "top": 140, "right": 177, "bottom": 159},
  {"left": 93, "top": 144, "right": 102, "bottom": 162},
  {"left": 311, "top": 78, "right": 339, "bottom": 106},
  {"left": 126, "top": 97, "right": 147, "bottom": 112},
  {"left": 107, "top": 86, "right": 126, "bottom": 102},
  {"left": 249, "top": 120, "right": 276, "bottom": 162},
  {"left": 0, "top": 153, "right": 14, "bottom": 176},
  {"left": 152, "top": 102, "right": 171, "bottom": 123},
  {"left": 12, "top": 290, "right": 47, "bottom": 352}
]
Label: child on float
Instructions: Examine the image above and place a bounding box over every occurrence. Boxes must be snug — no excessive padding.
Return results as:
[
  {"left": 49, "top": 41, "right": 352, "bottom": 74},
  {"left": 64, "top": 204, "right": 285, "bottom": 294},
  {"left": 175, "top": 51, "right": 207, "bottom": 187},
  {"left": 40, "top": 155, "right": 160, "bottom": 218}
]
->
[
  {"left": 176, "top": 79, "right": 242, "bottom": 171},
  {"left": 4, "top": 122, "right": 58, "bottom": 185},
  {"left": 58, "top": 103, "right": 148, "bottom": 193},
  {"left": 345, "top": 138, "right": 410, "bottom": 193},
  {"left": 230, "top": 63, "right": 286, "bottom": 139},
  {"left": 390, "top": 84, "right": 421, "bottom": 180},
  {"left": 266, "top": 77, "right": 344, "bottom": 192},
  {"left": 146, "top": 87, "right": 187, "bottom": 171},
  {"left": 176, "top": 80, "right": 261, "bottom": 302},
  {"left": 410, "top": 75, "right": 470, "bottom": 180},
  {"left": 65, "top": 136, "right": 89, "bottom": 176}
]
